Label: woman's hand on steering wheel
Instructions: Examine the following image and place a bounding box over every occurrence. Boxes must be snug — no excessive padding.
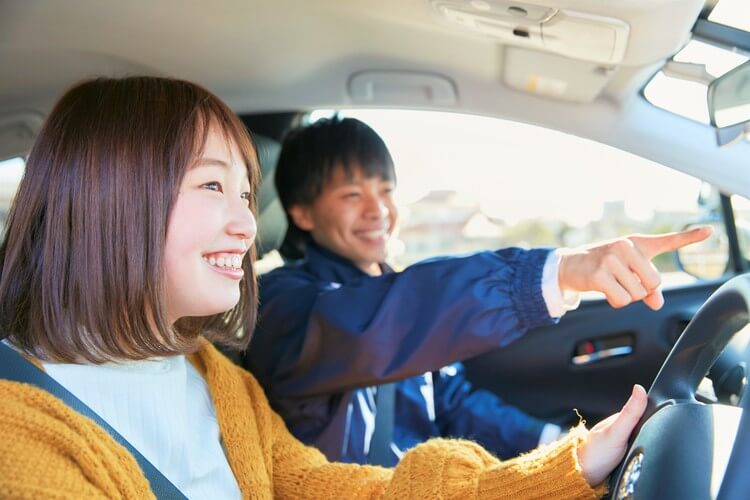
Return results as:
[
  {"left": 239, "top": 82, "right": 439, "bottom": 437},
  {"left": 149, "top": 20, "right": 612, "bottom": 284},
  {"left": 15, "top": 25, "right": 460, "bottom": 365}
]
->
[{"left": 577, "top": 384, "right": 648, "bottom": 487}]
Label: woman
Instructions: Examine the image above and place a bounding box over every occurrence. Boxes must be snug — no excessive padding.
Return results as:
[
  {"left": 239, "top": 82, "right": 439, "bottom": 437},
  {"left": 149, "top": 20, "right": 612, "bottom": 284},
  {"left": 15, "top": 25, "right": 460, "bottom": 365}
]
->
[{"left": 0, "top": 76, "right": 645, "bottom": 499}]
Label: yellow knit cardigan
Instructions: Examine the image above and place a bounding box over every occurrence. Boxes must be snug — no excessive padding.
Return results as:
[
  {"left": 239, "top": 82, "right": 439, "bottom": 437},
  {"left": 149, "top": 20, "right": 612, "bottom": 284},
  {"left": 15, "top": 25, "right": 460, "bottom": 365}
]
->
[{"left": 0, "top": 339, "right": 605, "bottom": 499}]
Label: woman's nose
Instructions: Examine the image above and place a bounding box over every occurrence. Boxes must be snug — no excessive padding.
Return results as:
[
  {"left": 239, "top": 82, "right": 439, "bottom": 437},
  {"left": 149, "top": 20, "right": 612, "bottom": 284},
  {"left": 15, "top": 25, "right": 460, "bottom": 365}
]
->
[{"left": 228, "top": 202, "right": 257, "bottom": 244}]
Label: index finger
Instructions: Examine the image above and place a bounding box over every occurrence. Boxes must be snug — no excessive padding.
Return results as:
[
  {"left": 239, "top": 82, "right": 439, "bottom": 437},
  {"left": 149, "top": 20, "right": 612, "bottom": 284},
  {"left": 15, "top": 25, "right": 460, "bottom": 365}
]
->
[{"left": 630, "top": 226, "right": 713, "bottom": 260}]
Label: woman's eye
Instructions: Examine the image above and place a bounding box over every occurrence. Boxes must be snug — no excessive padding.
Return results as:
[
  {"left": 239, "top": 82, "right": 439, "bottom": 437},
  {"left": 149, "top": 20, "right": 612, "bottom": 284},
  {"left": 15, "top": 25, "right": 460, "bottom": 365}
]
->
[
  {"left": 202, "top": 181, "right": 223, "bottom": 193},
  {"left": 240, "top": 192, "right": 251, "bottom": 204}
]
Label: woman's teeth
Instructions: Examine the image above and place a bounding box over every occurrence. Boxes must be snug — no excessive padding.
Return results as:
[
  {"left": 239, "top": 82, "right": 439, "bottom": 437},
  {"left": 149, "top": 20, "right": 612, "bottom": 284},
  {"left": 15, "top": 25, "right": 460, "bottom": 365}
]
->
[{"left": 203, "top": 254, "right": 242, "bottom": 269}]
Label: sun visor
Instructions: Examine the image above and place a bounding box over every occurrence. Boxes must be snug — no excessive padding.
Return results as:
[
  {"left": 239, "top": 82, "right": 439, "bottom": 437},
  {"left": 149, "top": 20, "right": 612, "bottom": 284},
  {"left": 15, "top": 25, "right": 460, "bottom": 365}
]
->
[
  {"left": 503, "top": 46, "right": 615, "bottom": 103},
  {"left": 431, "top": 0, "right": 629, "bottom": 65}
]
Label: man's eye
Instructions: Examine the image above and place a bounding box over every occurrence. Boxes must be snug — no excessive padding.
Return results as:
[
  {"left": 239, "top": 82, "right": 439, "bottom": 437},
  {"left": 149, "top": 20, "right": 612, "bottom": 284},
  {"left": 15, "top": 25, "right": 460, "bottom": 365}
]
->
[
  {"left": 343, "top": 192, "right": 361, "bottom": 199},
  {"left": 202, "top": 181, "right": 223, "bottom": 193}
]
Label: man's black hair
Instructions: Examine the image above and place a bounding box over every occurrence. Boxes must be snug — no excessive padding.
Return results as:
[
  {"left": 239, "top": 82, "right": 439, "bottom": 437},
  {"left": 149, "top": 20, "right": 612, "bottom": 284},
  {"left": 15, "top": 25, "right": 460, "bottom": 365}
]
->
[{"left": 275, "top": 116, "right": 396, "bottom": 259}]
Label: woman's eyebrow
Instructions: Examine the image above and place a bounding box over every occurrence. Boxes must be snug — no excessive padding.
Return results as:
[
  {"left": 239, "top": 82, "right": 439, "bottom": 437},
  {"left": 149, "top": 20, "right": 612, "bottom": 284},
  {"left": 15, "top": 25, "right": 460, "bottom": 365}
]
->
[
  {"left": 194, "top": 158, "right": 251, "bottom": 186},
  {"left": 195, "top": 158, "right": 231, "bottom": 169}
]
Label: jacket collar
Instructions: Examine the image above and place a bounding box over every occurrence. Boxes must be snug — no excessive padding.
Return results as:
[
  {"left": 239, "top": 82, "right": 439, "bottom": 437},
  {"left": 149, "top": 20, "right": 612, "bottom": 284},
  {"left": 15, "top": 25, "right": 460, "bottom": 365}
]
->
[{"left": 305, "top": 239, "right": 390, "bottom": 282}]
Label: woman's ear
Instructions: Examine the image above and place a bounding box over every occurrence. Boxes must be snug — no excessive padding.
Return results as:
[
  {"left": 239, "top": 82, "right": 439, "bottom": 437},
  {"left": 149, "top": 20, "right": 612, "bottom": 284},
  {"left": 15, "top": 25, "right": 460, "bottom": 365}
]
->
[{"left": 288, "top": 204, "right": 315, "bottom": 232}]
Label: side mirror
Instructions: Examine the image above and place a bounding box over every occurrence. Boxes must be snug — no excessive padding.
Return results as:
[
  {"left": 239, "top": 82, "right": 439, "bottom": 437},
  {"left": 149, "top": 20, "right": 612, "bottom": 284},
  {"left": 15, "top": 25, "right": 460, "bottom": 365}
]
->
[
  {"left": 675, "top": 221, "right": 729, "bottom": 280},
  {"left": 707, "top": 60, "right": 750, "bottom": 146}
]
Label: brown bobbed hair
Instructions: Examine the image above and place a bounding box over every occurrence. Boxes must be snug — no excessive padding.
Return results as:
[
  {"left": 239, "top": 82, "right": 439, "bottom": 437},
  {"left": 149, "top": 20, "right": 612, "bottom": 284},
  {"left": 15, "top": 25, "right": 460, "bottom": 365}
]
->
[{"left": 0, "top": 76, "right": 259, "bottom": 363}]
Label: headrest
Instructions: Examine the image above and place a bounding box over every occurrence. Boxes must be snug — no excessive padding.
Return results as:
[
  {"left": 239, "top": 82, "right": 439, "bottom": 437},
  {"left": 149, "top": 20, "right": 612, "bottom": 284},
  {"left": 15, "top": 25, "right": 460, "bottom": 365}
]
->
[{"left": 251, "top": 133, "right": 287, "bottom": 257}]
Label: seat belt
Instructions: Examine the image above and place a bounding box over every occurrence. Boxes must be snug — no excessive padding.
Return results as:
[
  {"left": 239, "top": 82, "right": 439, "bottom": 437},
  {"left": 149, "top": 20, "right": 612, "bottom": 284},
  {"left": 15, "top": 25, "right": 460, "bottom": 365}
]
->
[
  {"left": 0, "top": 341, "right": 187, "bottom": 500},
  {"left": 368, "top": 382, "right": 396, "bottom": 466}
]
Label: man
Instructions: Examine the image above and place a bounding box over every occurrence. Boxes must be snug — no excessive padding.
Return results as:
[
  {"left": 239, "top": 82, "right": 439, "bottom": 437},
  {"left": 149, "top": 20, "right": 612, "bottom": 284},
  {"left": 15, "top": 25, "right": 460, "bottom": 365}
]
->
[{"left": 244, "top": 117, "right": 709, "bottom": 466}]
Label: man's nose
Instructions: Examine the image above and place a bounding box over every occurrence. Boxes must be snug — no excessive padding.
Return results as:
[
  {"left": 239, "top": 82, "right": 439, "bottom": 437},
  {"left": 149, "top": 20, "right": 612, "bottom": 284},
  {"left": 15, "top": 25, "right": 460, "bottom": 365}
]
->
[{"left": 363, "top": 193, "right": 390, "bottom": 220}]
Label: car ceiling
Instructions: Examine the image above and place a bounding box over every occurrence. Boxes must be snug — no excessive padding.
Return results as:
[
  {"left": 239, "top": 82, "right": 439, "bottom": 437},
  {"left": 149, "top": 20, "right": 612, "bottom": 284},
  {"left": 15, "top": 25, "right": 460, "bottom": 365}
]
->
[{"left": 1, "top": 0, "right": 749, "bottom": 197}]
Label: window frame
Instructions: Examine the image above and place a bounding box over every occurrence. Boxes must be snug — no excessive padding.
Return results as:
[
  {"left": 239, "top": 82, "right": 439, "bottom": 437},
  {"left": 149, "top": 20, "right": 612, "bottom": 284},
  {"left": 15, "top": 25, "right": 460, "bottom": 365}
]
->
[{"left": 726, "top": 194, "right": 750, "bottom": 272}]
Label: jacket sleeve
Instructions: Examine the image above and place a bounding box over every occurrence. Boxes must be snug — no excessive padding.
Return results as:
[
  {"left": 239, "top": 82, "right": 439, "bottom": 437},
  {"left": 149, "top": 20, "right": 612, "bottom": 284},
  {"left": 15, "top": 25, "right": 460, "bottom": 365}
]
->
[
  {"left": 246, "top": 247, "right": 556, "bottom": 398},
  {"left": 433, "top": 363, "right": 548, "bottom": 459}
]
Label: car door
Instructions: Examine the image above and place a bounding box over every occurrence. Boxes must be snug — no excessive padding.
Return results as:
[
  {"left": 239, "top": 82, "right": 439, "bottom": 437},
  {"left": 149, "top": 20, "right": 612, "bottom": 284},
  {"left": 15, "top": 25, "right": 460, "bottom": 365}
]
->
[
  {"left": 464, "top": 277, "right": 727, "bottom": 424},
  {"left": 465, "top": 194, "right": 750, "bottom": 424}
]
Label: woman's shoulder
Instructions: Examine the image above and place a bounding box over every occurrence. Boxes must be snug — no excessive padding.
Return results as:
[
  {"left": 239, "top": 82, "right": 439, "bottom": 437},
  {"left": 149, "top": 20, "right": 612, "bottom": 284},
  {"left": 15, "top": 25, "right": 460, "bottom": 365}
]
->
[
  {"left": 0, "top": 378, "right": 131, "bottom": 452},
  {"left": 0, "top": 378, "right": 72, "bottom": 422},
  {"left": 0, "top": 380, "right": 153, "bottom": 498}
]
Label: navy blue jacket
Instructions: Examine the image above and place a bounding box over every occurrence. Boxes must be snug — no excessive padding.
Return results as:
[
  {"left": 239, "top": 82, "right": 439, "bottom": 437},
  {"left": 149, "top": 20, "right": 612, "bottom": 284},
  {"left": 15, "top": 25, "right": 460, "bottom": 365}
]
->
[{"left": 245, "top": 241, "right": 557, "bottom": 465}]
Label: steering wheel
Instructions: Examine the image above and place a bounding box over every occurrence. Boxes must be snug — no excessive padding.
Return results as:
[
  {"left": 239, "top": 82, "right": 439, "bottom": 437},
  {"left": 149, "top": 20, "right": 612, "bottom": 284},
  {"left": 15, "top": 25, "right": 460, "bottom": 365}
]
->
[{"left": 609, "top": 273, "right": 750, "bottom": 499}]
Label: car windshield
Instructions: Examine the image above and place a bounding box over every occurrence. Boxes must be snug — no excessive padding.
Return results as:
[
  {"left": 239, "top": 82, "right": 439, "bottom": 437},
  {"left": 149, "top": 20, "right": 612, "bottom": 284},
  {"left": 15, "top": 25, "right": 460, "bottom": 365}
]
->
[
  {"left": 309, "top": 109, "right": 714, "bottom": 291},
  {"left": 707, "top": 0, "right": 750, "bottom": 31}
]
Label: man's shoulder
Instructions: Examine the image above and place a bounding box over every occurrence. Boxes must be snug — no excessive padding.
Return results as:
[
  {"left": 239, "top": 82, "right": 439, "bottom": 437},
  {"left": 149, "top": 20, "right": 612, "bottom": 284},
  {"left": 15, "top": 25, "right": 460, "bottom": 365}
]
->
[
  {"left": 261, "top": 260, "right": 316, "bottom": 283},
  {"left": 258, "top": 261, "right": 333, "bottom": 306}
]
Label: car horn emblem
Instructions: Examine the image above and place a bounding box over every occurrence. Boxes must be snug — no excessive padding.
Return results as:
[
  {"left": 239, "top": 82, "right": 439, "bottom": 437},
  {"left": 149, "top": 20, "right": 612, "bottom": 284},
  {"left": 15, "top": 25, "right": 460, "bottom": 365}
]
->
[{"left": 616, "top": 451, "right": 644, "bottom": 499}]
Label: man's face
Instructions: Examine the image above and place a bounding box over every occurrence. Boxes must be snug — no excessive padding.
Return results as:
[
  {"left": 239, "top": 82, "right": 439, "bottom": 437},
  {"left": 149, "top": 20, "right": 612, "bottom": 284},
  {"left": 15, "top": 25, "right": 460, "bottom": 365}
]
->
[{"left": 290, "top": 164, "right": 397, "bottom": 275}]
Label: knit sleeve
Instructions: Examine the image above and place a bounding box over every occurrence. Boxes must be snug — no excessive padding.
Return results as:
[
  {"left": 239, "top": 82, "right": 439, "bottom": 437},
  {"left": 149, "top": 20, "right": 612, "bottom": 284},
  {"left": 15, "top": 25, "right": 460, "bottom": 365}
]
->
[
  {"left": 271, "top": 416, "right": 603, "bottom": 499},
  {"left": 245, "top": 366, "right": 604, "bottom": 500},
  {"left": 390, "top": 425, "right": 606, "bottom": 499}
]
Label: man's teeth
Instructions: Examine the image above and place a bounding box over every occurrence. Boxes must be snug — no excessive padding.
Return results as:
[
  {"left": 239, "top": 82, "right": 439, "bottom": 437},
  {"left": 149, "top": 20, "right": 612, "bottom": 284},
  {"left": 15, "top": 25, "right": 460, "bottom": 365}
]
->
[
  {"left": 203, "top": 254, "right": 243, "bottom": 269},
  {"left": 360, "top": 229, "right": 387, "bottom": 238}
]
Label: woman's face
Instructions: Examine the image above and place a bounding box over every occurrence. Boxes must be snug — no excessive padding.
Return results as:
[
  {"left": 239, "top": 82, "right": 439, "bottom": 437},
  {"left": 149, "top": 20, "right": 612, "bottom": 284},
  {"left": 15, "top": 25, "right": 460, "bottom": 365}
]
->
[{"left": 164, "top": 127, "right": 256, "bottom": 324}]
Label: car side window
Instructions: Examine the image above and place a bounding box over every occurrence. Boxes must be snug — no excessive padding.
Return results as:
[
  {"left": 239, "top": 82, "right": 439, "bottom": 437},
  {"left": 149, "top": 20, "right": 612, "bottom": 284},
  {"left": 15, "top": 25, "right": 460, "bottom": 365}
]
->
[
  {"left": 733, "top": 195, "right": 750, "bottom": 264},
  {"left": 0, "top": 157, "right": 25, "bottom": 231},
  {"left": 314, "top": 109, "right": 726, "bottom": 290}
]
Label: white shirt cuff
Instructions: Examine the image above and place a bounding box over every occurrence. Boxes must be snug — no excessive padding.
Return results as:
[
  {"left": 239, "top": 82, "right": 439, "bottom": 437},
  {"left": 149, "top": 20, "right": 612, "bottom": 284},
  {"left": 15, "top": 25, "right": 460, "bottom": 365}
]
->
[
  {"left": 542, "top": 249, "right": 581, "bottom": 318},
  {"left": 538, "top": 423, "right": 563, "bottom": 446}
]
